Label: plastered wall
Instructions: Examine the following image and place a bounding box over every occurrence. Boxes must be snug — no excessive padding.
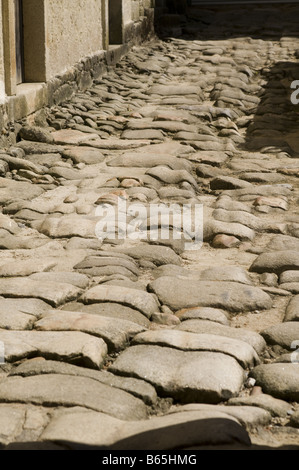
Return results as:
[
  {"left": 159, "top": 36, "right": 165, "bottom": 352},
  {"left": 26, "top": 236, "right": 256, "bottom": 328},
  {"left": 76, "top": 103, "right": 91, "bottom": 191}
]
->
[
  {"left": 0, "top": 4, "right": 5, "bottom": 103},
  {"left": 45, "top": 0, "right": 104, "bottom": 80}
]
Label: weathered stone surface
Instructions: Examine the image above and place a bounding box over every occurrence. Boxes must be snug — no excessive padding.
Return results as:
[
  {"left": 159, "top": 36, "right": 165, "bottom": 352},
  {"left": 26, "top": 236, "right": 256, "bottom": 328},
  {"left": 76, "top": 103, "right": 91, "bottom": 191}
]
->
[
  {"left": 0, "top": 178, "right": 44, "bottom": 204},
  {"left": 52, "top": 129, "right": 98, "bottom": 145},
  {"left": 0, "top": 375, "right": 147, "bottom": 421},
  {"left": 211, "top": 176, "right": 252, "bottom": 190},
  {"left": 227, "top": 394, "right": 292, "bottom": 417},
  {"left": 63, "top": 146, "right": 105, "bottom": 165},
  {"left": 176, "top": 307, "right": 230, "bottom": 325},
  {"left": 110, "top": 345, "right": 245, "bottom": 404},
  {"left": 10, "top": 360, "right": 157, "bottom": 405},
  {"left": 167, "top": 403, "right": 271, "bottom": 429},
  {"left": 82, "top": 285, "right": 160, "bottom": 318},
  {"left": 285, "top": 296, "right": 299, "bottom": 322},
  {"left": 0, "top": 298, "right": 50, "bottom": 330},
  {"left": 0, "top": 278, "right": 82, "bottom": 307},
  {"left": 0, "top": 405, "right": 28, "bottom": 445},
  {"left": 177, "top": 320, "right": 266, "bottom": 354},
  {"left": 0, "top": 259, "right": 57, "bottom": 278},
  {"left": 149, "top": 277, "right": 272, "bottom": 313},
  {"left": 35, "top": 215, "right": 99, "bottom": 239},
  {"left": 40, "top": 407, "right": 250, "bottom": 450},
  {"left": 261, "top": 322, "right": 299, "bottom": 349},
  {"left": 35, "top": 310, "right": 145, "bottom": 352},
  {"left": 62, "top": 302, "right": 150, "bottom": 328},
  {"left": 19, "top": 126, "right": 54, "bottom": 144},
  {"left": 280, "top": 271, "right": 299, "bottom": 284},
  {"left": 112, "top": 245, "right": 182, "bottom": 266},
  {"left": 0, "top": 330, "right": 107, "bottom": 368},
  {"left": 250, "top": 364, "right": 299, "bottom": 401},
  {"left": 132, "top": 330, "right": 260, "bottom": 368},
  {"left": 250, "top": 251, "right": 299, "bottom": 275},
  {"left": 107, "top": 153, "right": 191, "bottom": 171},
  {"left": 265, "top": 235, "right": 299, "bottom": 253},
  {"left": 29, "top": 272, "right": 90, "bottom": 289},
  {"left": 204, "top": 219, "right": 255, "bottom": 241}
]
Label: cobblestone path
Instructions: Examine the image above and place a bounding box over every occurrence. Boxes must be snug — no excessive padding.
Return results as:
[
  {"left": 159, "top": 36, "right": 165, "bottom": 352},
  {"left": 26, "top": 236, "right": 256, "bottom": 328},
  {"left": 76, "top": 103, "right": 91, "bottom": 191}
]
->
[{"left": 1, "top": 3, "right": 299, "bottom": 450}]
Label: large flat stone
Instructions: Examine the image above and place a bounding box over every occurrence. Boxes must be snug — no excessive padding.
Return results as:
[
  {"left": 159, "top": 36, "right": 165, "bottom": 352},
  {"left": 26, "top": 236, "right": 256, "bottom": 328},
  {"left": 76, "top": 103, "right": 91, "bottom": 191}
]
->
[
  {"left": 0, "top": 278, "right": 82, "bottom": 307},
  {"left": 35, "top": 215, "right": 99, "bottom": 239},
  {"left": 82, "top": 285, "right": 160, "bottom": 318},
  {"left": 0, "top": 298, "right": 50, "bottom": 330},
  {"left": 0, "top": 178, "right": 44, "bottom": 204},
  {"left": 0, "top": 375, "right": 147, "bottom": 421},
  {"left": 10, "top": 359, "right": 157, "bottom": 406},
  {"left": 149, "top": 277, "right": 272, "bottom": 313},
  {"left": 177, "top": 320, "right": 266, "bottom": 354},
  {"left": 132, "top": 330, "right": 260, "bottom": 368},
  {"left": 0, "top": 259, "right": 56, "bottom": 278},
  {"left": 114, "top": 245, "right": 182, "bottom": 266},
  {"left": 109, "top": 345, "right": 245, "bottom": 404},
  {"left": 0, "top": 330, "right": 107, "bottom": 369},
  {"left": 250, "top": 251, "right": 299, "bottom": 275},
  {"left": 261, "top": 322, "right": 299, "bottom": 349},
  {"left": 62, "top": 302, "right": 150, "bottom": 328},
  {"left": 250, "top": 364, "right": 299, "bottom": 401},
  {"left": 35, "top": 310, "right": 146, "bottom": 352},
  {"left": 40, "top": 407, "right": 251, "bottom": 450},
  {"left": 284, "top": 295, "right": 299, "bottom": 322},
  {"left": 227, "top": 395, "right": 292, "bottom": 417}
]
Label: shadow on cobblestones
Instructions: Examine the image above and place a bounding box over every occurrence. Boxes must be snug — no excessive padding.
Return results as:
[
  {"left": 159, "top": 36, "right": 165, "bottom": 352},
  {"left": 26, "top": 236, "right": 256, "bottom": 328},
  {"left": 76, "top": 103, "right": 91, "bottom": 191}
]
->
[{"left": 244, "top": 61, "right": 299, "bottom": 155}]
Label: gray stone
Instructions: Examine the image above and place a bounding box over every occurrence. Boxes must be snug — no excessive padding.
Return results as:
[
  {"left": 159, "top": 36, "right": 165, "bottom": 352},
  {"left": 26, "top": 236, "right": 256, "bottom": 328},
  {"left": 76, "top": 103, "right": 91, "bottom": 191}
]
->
[
  {"left": 0, "top": 259, "right": 57, "bottom": 278},
  {"left": 227, "top": 395, "right": 292, "bottom": 417},
  {"left": 107, "top": 153, "right": 191, "bottom": 171},
  {"left": 266, "top": 235, "right": 299, "bottom": 253},
  {"left": 35, "top": 310, "right": 145, "bottom": 352},
  {"left": 177, "top": 320, "right": 266, "bottom": 354},
  {"left": 10, "top": 359, "right": 157, "bottom": 405},
  {"left": 211, "top": 176, "right": 252, "bottom": 190},
  {"left": 176, "top": 307, "right": 230, "bottom": 325},
  {"left": 114, "top": 245, "right": 182, "bottom": 266},
  {"left": 74, "top": 256, "right": 139, "bottom": 276},
  {"left": 280, "top": 271, "right": 299, "bottom": 284},
  {"left": 0, "top": 375, "right": 147, "bottom": 421},
  {"left": 0, "top": 405, "right": 26, "bottom": 445},
  {"left": 0, "top": 298, "right": 50, "bottom": 330},
  {"left": 63, "top": 146, "right": 105, "bottom": 165},
  {"left": 19, "top": 126, "right": 54, "bottom": 144},
  {"left": 62, "top": 302, "right": 150, "bottom": 328},
  {"left": 250, "top": 364, "right": 299, "bottom": 401},
  {"left": 149, "top": 277, "right": 272, "bottom": 313},
  {"left": 213, "top": 208, "right": 262, "bottom": 231},
  {"left": 121, "top": 129, "right": 164, "bottom": 140},
  {"left": 132, "top": 330, "right": 260, "bottom": 369},
  {"left": 0, "top": 278, "right": 82, "bottom": 307},
  {"left": 250, "top": 251, "right": 299, "bottom": 275},
  {"left": 110, "top": 345, "right": 245, "bottom": 404},
  {"left": 204, "top": 219, "right": 255, "bottom": 241},
  {"left": 0, "top": 330, "right": 107, "bottom": 368},
  {"left": 167, "top": 403, "right": 271, "bottom": 429},
  {"left": 35, "top": 215, "right": 99, "bottom": 239},
  {"left": 40, "top": 407, "right": 251, "bottom": 449},
  {"left": 146, "top": 166, "right": 198, "bottom": 188},
  {"left": 261, "top": 322, "right": 299, "bottom": 349},
  {"left": 0, "top": 178, "right": 44, "bottom": 204},
  {"left": 29, "top": 272, "right": 90, "bottom": 289},
  {"left": 289, "top": 410, "right": 299, "bottom": 428},
  {"left": 82, "top": 285, "right": 160, "bottom": 318}
]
